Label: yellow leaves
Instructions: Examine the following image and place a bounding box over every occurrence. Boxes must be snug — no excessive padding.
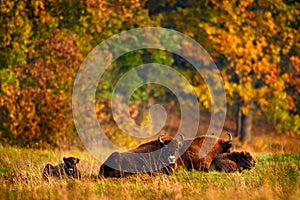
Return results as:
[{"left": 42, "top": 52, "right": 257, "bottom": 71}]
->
[
  {"left": 31, "top": 0, "right": 45, "bottom": 15},
  {"left": 253, "top": 56, "right": 276, "bottom": 78},
  {"left": 236, "top": 46, "right": 244, "bottom": 57},
  {"left": 184, "top": 31, "right": 195, "bottom": 38},
  {"left": 203, "top": 23, "right": 217, "bottom": 35},
  {"left": 239, "top": 0, "right": 254, "bottom": 8},
  {"left": 271, "top": 79, "right": 285, "bottom": 98},
  {"left": 2, "top": 34, "right": 12, "bottom": 47},
  {"left": 228, "top": 26, "right": 235, "bottom": 33},
  {"left": 95, "top": 102, "right": 106, "bottom": 113},
  {"left": 232, "top": 14, "right": 238, "bottom": 21},
  {"left": 264, "top": 66, "right": 280, "bottom": 84},
  {"left": 281, "top": 31, "right": 295, "bottom": 55},
  {"left": 281, "top": 73, "right": 290, "bottom": 82},
  {"left": 264, "top": 74, "right": 274, "bottom": 85},
  {"left": 237, "top": 83, "right": 256, "bottom": 106},
  {"left": 287, "top": 95, "right": 296, "bottom": 111},
  {"left": 241, "top": 106, "right": 250, "bottom": 115},
  {"left": 224, "top": 82, "right": 238, "bottom": 97},
  {"left": 0, "top": 0, "right": 15, "bottom": 14},
  {"left": 193, "top": 85, "right": 211, "bottom": 109},
  {"left": 258, "top": 98, "right": 268, "bottom": 109},
  {"left": 264, "top": 11, "right": 272, "bottom": 18},
  {"left": 257, "top": 36, "right": 267, "bottom": 48}
]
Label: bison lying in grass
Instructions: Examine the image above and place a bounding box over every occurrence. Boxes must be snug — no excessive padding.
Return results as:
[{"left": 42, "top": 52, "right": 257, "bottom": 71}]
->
[
  {"left": 209, "top": 151, "right": 256, "bottom": 172},
  {"left": 177, "top": 133, "right": 233, "bottom": 171},
  {"left": 177, "top": 133, "right": 256, "bottom": 173},
  {"left": 42, "top": 157, "right": 81, "bottom": 179},
  {"left": 99, "top": 135, "right": 184, "bottom": 178},
  {"left": 41, "top": 134, "right": 255, "bottom": 180}
]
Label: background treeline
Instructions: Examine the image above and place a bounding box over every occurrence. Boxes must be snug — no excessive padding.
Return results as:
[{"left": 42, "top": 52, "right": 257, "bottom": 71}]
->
[{"left": 0, "top": 0, "right": 299, "bottom": 148}]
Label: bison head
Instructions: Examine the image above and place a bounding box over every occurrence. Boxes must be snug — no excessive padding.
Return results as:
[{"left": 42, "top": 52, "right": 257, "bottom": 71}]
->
[
  {"left": 63, "top": 157, "right": 80, "bottom": 176},
  {"left": 197, "top": 132, "right": 233, "bottom": 157},
  {"left": 209, "top": 151, "right": 256, "bottom": 172},
  {"left": 219, "top": 132, "right": 233, "bottom": 153},
  {"left": 158, "top": 134, "right": 184, "bottom": 165},
  {"left": 236, "top": 151, "right": 256, "bottom": 171},
  {"left": 156, "top": 134, "right": 184, "bottom": 174}
]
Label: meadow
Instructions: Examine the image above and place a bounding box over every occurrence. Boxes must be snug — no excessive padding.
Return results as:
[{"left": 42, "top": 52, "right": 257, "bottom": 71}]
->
[{"left": 0, "top": 144, "right": 299, "bottom": 200}]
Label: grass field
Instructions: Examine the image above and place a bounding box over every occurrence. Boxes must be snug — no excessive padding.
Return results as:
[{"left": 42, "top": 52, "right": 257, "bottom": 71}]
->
[{"left": 0, "top": 146, "right": 299, "bottom": 200}]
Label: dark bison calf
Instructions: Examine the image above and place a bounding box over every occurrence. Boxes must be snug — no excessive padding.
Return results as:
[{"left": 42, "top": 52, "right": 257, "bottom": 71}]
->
[
  {"left": 177, "top": 133, "right": 233, "bottom": 171},
  {"left": 42, "top": 157, "right": 81, "bottom": 179},
  {"left": 99, "top": 135, "right": 184, "bottom": 178},
  {"left": 209, "top": 151, "right": 256, "bottom": 172}
]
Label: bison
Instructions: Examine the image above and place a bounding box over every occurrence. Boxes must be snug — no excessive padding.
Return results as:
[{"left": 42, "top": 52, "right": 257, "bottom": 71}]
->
[
  {"left": 42, "top": 157, "right": 81, "bottom": 179},
  {"left": 98, "top": 135, "right": 184, "bottom": 178},
  {"left": 177, "top": 133, "right": 233, "bottom": 171},
  {"left": 209, "top": 151, "right": 256, "bottom": 172}
]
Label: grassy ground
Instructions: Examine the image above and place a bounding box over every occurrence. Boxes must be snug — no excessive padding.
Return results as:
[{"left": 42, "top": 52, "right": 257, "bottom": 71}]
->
[{"left": 0, "top": 146, "right": 299, "bottom": 200}]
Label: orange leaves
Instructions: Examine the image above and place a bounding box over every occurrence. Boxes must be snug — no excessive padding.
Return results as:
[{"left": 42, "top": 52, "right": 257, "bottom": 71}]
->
[
  {"left": 263, "top": 66, "right": 280, "bottom": 85},
  {"left": 264, "top": 11, "right": 272, "bottom": 19},
  {"left": 238, "top": 0, "right": 254, "bottom": 13},
  {"left": 290, "top": 56, "right": 300, "bottom": 71},
  {"left": 0, "top": 29, "right": 82, "bottom": 147},
  {"left": 203, "top": 0, "right": 299, "bottom": 135}
]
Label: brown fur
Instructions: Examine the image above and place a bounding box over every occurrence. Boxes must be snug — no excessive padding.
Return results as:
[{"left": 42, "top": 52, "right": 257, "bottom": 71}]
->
[
  {"left": 42, "top": 157, "right": 81, "bottom": 179},
  {"left": 99, "top": 135, "right": 183, "bottom": 178},
  {"left": 177, "top": 135, "right": 232, "bottom": 171},
  {"left": 209, "top": 151, "right": 256, "bottom": 172}
]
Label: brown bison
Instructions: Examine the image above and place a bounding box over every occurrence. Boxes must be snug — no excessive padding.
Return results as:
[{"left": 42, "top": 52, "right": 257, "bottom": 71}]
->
[
  {"left": 98, "top": 135, "right": 184, "bottom": 178},
  {"left": 42, "top": 157, "right": 81, "bottom": 179},
  {"left": 177, "top": 133, "right": 233, "bottom": 171},
  {"left": 209, "top": 151, "right": 256, "bottom": 172}
]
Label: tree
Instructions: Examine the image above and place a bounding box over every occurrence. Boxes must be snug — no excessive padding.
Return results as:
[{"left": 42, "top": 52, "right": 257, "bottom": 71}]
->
[
  {"left": 144, "top": 0, "right": 299, "bottom": 141},
  {"left": 0, "top": 0, "right": 160, "bottom": 147},
  {"left": 202, "top": 0, "right": 300, "bottom": 141}
]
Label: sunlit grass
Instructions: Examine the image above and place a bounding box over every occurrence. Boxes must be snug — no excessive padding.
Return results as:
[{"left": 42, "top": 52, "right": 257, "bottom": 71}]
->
[{"left": 0, "top": 147, "right": 299, "bottom": 200}]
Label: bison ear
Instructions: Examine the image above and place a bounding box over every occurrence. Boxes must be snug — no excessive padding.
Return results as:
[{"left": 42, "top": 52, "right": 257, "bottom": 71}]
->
[
  {"left": 63, "top": 157, "right": 67, "bottom": 163},
  {"left": 76, "top": 158, "right": 80, "bottom": 164},
  {"left": 158, "top": 135, "right": 165, "bottom": 144}
]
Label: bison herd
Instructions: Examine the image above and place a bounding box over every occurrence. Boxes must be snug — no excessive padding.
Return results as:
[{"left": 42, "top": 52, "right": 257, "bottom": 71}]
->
[{"left": 43, "top": 133, "right": 256, "bottom": 180}]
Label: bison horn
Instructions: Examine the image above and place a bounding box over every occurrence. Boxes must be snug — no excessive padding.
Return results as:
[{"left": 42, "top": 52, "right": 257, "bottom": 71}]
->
[
  {"left": 158, "top": 135, "right": 165, "bottom": 144},
  {"left": 227, "top": 132, "right": 232, "bottom": 142},
  {"left": 179, "top": 134, "right": 184, "bottom": 142}
]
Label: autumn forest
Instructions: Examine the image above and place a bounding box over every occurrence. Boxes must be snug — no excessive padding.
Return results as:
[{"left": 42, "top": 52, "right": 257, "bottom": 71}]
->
[{"left": 0, "top": 0, "right": 299, "bottom": 148}]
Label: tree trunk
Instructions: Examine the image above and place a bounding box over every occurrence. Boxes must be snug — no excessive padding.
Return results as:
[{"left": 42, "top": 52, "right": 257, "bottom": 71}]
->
[
  {"left": 240, "top": 101, "right": 254, "bottom": 143},
  {"left": 235, "top": 105, "right": 242, "bottom": 137}
]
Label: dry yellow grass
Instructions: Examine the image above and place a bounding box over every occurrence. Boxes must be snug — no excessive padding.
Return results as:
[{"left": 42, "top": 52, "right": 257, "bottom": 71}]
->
[{"left": 0, "top": 146, "right": 299, "bottom": 200}]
